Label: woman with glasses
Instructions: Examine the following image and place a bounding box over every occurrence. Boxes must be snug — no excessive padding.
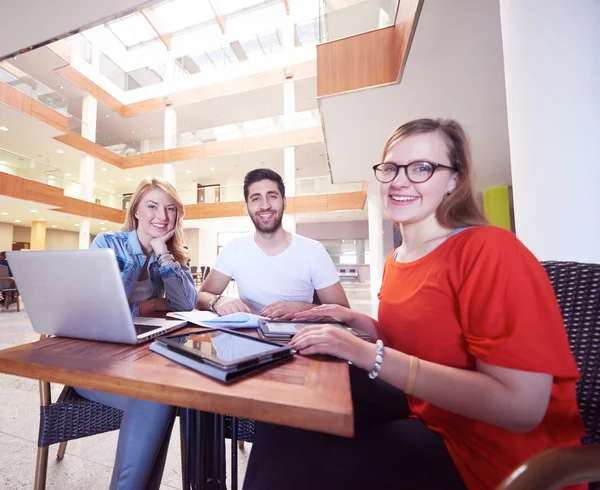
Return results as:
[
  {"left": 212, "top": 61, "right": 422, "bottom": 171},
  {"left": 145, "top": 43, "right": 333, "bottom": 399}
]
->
[{"left": 242, "top": 119, "right": 584, "bottom": 490}]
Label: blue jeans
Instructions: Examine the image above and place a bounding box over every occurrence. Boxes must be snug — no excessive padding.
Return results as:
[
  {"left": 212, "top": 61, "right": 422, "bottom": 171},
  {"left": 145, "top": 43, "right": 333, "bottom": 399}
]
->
[{"left": 74, "top": 387, "right": 176, "bottom": 490}]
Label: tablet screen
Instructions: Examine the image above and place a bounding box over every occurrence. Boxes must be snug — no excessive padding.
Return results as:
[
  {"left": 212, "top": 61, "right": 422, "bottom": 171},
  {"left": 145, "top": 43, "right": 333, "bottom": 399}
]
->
[
  {"left": 177, "top": 331, "right": 281, "bottom": 362},
  {"left": 264, "top": 322, "right": 304, "bottom": 334}
]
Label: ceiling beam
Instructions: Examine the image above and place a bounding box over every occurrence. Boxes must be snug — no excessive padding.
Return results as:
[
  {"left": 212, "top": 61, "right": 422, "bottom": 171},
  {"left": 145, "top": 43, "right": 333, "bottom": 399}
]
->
[
  {"left": 284, "top": 0, "right": 290, "bottom": 14},
  {"left": 141, "top": 8, "right": 171, "bottom": 51},
  {"left": 207, "top": 0, "right": 226, "bottom": 33}
]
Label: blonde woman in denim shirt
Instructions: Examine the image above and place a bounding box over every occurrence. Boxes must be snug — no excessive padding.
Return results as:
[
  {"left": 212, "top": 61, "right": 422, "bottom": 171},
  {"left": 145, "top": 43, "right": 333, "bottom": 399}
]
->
[{"left": 75, "top": 177, "right": 197, "bottom": 490}]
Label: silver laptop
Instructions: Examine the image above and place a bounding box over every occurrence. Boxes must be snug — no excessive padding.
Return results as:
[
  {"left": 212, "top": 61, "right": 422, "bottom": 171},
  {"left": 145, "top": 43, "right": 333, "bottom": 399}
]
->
[{"left": 7, "top": 249, "right": 188, "bottom": 344}]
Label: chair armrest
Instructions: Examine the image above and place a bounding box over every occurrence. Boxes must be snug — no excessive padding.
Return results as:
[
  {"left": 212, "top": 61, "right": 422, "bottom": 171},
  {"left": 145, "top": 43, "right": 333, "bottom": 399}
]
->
[
  {"left": 0, "top": 277, "right": 17, "bottom": 287},
  {"left": 497, "top": 445, "right": 600, "bottom": 490}
]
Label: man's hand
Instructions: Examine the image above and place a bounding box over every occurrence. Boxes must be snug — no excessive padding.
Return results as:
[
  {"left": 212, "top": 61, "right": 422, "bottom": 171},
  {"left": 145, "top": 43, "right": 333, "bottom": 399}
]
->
[
  {"left": 214, "top": 297, "right": 251, "bottom": 316},
  {"left": 258, "top": 301, "right": 314, "bottom": 320},
  {"left": 293, "top": 304, "right": 354, "bottom": 324}
]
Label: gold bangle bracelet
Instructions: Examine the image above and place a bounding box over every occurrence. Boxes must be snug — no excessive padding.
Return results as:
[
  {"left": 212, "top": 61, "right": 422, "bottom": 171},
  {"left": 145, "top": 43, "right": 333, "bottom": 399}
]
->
[{"left": 404, "top": 355, "right": 420, "bottom": 394}]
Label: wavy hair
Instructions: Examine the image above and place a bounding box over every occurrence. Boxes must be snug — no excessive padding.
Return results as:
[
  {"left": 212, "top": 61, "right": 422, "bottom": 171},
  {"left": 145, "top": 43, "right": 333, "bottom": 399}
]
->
[
  {"left": 382, "top": 118, "right": 487, "bottom": 228},
  {"left": 123, "top": 177, "right": 190, "bottom": 266}
]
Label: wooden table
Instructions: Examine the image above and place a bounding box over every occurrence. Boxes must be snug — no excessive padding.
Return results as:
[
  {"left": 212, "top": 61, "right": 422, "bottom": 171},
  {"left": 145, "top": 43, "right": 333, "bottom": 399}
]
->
[{"left": 0, "top": 328, "right": 354, "bottom": 488}]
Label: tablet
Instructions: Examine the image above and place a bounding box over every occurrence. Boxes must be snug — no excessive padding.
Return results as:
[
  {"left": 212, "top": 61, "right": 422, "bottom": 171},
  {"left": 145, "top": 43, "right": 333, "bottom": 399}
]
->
[
  {"left": 157, "top": 328, "right": 294, "bottom": 372},
  {"left": 258, "top": 320, "right": 371, "bottom": 341}
]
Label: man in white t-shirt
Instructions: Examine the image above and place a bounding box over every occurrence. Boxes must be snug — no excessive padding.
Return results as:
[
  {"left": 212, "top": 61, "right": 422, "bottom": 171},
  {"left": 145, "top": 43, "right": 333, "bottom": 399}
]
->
[{"left": 197, "top": 169, "right": 349, "bottom": 318}]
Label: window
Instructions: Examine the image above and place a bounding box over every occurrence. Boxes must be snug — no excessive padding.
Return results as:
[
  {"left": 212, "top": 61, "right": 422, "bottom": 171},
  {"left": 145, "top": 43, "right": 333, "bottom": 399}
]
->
[
  {"left": 106, "top": 13, "right": 158, "bottom": 48},
  {"left": 320, "top": 239, "right": 370, "bottom": 266}
]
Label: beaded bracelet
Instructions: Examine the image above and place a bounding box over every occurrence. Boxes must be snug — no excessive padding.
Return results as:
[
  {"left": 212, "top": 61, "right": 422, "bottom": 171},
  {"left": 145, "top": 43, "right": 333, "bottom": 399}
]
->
[
  {"left": 158, "top": 253, "right": 175, "bottom": 266},
  {"left": 368, "top": 339, "right": 385, "bottom": 379}
]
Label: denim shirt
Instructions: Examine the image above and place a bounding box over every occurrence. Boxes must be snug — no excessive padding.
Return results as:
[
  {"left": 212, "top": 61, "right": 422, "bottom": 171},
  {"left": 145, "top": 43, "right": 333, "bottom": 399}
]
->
[{"left": 91, "top": 230, "right": 197, "bottom": 316}]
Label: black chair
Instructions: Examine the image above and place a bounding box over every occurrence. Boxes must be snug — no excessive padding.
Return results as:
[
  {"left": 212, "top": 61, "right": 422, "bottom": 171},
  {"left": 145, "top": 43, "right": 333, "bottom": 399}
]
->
[
  {"left": 499, "top": 261, "right": 600, "bottom": 490},
  {"left": 0, "top": 264, "right": 19, "bottom": 311}
]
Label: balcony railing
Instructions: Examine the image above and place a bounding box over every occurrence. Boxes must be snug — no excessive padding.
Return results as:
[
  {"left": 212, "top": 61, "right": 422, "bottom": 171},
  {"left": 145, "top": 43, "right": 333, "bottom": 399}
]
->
[
  {"left": 0, "top": 63, "right": 68, "bottom": 115},
  {"left": 177, "top": 176, "right": 363, "bottom": 206},
  {"left": 0, "top": 147, "right": 124, "bottom": 209}
]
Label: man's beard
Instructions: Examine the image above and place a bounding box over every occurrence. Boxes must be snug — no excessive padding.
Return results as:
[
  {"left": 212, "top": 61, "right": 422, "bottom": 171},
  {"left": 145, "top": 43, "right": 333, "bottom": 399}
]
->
[{"left": 250, "top": 210, "right": 284, "bottom": 234}]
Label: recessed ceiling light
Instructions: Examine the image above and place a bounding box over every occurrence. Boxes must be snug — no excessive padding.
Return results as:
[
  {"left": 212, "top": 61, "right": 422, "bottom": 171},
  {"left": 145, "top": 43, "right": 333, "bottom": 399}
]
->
[
  {"left": 0, "top": 160, "right": 6, "bottom": 164},
  {"left": 59, "top": 85, "right": 64, "bottom": 89},
  {"left": 65, "top": 173, "right": 71, "bottom": 177},
  {"left": 99, "top": 221, "right": 105, "bottom": 225},
  {"left": 14, "top": 220, "right": 21, "bottom": 223},
  {"left": 131, "top": 131, "right": 135, "bottom": 134},
  {"left": 92, "top": 182, "right": 97, "bottom": 186},
  {"left": 57, "top": 149, "right": 64, "bottom": 154},
  {"left": 108, "top": 180, "right": 114, "bottom": 184},
  {"left": 74, "top": 223, "right": 80, "bottom": 227},
  {"left": 0, "top": 127, "right": 8, "bottom": 132},
  {"left": 48, "top": 175, "right": 54, "bottom": 179},
  {"left": 52, "top": 225, "right": 57, "bottom": 228},
  {"left": 101, "top": 168, "right": 107, "bottom": 171},
  {"left": 105, "top": 115, "right": 110, "bottom": 118},
  {"left": 39, "top": 218, "right": 45, "bottom": 221},
  {"left": 1, "top": 212, "right": 7, "bottom": 215},
  {"left": 30, "top": 209, "right": 37, "bottom": 213},
  {"left": 150, "top": 127, "right": 153, "bottom": 130},
  {"left": 100, "top": 228, "right": 106, "bottom": 231},
  {"left": 125, "top": 177, "right": 132, "bottom": 181},
  {"left": 185, "top": 170, "right": 191, "bottom": 174},
  {"left": 210, "top": 167, "right": 215, "bottom": 171},
  {"left": 145, "top": 175, "right": 151, "bottom": 179}
]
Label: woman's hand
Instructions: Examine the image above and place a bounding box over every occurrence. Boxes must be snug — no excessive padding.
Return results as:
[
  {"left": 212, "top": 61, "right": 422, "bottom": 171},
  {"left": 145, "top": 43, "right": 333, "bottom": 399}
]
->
[
  {"left": 149, "top": 227, "right": 175, "bottom": 256},
  {"left": 292, "top": 304, "right": 355, "bottom": 324},
  {"left": 290, "top": 324, "right": 374, "bottom": 369}
]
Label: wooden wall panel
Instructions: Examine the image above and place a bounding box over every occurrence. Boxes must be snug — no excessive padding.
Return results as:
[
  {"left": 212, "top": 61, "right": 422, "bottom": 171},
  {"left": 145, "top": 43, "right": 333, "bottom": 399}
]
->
[
  {"left": 184, "top": 201, "right": 247, "bottom": 220},
  {"left": 316, "top": 0, "right": 423, "bottom": 97},
  {"left": 326, "top": 191, "right": 366, "bottom": 211},
  {"left": 0, "top": 173, "right": 125, "bottom": 224},
  {"left": 56, "top": 65, "right": 124, "bottom": 114},
  {"left": 0, "top": 81, "right": 68, "bottom": 132},
  {"left": 30, "top": 100, "right": 69, "bottom": 131},
  {"left": 317, "top": 27, "right": 397, "bottom": 97},
  {"left": 53, "top": 131, "right": 124, "bottom": 168}
]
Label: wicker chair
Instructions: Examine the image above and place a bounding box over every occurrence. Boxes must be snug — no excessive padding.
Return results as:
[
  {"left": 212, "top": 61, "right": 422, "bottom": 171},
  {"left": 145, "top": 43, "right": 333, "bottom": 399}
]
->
[{"left": 499, "top": 261, "right": 600, "bottom": 490}]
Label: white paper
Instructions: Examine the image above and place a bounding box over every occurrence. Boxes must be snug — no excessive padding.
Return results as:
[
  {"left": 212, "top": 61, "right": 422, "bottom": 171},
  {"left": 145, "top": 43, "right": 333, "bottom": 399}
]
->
[{"left": 167, "top": 311, "right": 266, "bottom": 329}]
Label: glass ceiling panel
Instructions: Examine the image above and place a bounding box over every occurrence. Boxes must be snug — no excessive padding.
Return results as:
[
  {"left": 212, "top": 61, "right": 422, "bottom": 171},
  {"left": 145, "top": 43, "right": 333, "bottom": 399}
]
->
[
  {"left": 107, "top": 13, "right": 157, "bottom": 48},
  {"left": 226, "top": 3, "right": 286, "bottom": 39},
  {"left": 289, "top": 0, "right": 321, "bottom": 21},
  {"left": 296, "top": 18, "right": 321, "bottom": 45},
  {"left": 212, "top": 0, "right": 270, "bottom": 16},
  {"left": 153, "top": 0, "right": 215, "bottom": 33}
]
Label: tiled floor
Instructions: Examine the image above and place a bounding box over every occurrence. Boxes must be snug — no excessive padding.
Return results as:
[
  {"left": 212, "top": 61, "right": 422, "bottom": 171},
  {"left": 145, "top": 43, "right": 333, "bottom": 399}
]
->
[{"left": 0, "top": 282, "right": 375, "bottom": 489}]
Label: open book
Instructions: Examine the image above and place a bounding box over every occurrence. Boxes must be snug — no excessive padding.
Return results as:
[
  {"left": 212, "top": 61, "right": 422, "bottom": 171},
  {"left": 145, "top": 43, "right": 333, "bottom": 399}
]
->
[{"left": 167, "top": 310, "right": 266, "bottom": 329}]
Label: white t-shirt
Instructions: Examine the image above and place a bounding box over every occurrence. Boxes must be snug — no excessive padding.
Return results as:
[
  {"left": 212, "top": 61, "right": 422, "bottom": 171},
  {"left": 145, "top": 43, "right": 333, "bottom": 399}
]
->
[{"left": 213, "top": 234, "right": 340, "bottom": 314}]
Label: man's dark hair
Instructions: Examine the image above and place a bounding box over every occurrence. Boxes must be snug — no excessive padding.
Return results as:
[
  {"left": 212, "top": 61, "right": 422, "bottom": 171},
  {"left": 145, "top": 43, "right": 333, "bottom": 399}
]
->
[{"left": 243, "top": 168, "right": 286, "bottom": 202}]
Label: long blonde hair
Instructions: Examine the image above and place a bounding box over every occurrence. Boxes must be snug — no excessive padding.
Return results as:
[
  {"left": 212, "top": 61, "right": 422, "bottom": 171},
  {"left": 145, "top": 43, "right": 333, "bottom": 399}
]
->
[
  {"left": 123, "top": 177, "right": 190, "bottom": 266},
  {"left": 382, "top": 118, "right": 487, "bottom": 228}
]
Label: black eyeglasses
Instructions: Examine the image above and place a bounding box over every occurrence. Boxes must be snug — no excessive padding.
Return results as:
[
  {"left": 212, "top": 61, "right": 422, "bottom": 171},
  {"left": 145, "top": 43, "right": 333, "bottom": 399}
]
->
[{"left": 372, "top": 161, "right": 456, "bottom": 184}]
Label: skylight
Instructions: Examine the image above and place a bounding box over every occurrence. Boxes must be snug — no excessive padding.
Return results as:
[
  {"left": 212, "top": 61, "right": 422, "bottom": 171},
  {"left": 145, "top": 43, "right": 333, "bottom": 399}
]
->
[
  {"left": 153, "top": 0, "right": 215, "bottom": 33},
  {"left": 106, "top": 13, "right": 158, "bottom": 48},
  {"left": 211, "top": 0, "right": 269, "bottom": 17}
]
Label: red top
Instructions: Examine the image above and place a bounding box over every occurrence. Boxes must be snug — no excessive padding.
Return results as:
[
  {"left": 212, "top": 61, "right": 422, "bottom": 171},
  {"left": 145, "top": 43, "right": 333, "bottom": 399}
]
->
[{"left": 377, "top": 226, "right": 584, "bottom": 490}]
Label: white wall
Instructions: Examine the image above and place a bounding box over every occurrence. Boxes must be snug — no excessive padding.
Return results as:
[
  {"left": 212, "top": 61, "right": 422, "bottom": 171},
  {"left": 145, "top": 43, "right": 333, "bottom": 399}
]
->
[
  {"left": 0, "top": 223, "right": 14, "bottom": 252},
  {"left": 13, "top": 226, "right": 31, "bottom": 243},
  {"left": 45, "top": 229, "right": 81, "bottom": 250}
]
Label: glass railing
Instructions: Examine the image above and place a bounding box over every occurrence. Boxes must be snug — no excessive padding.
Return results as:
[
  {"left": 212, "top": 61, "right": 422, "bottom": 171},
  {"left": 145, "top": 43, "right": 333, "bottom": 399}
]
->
[
  {"left": 319, "top": 0, "right": 398, "bottom": 42},
  {"left": 0, "top": 147, "right": 124, "bottom": 210},
  {"left": 0, "top": 62, "right": 69, "bottom": 115},
  {"left": 177, "top": 176, "right": 364, "bottom": 206}
]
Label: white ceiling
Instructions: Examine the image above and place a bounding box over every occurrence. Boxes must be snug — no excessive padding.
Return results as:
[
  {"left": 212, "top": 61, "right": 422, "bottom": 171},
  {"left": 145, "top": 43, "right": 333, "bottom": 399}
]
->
[
  {"left": 0, "top": 0, "right": 159, "bottom": 60},
  {"left": 321, "top": 0, "right": 511, "bottom": 191}
]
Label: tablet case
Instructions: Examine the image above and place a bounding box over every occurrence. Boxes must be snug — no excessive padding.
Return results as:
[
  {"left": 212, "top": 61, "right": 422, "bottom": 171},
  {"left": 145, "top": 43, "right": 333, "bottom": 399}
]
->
[{"left": 150, "top": 341, "right": 293, "bottom": 383}]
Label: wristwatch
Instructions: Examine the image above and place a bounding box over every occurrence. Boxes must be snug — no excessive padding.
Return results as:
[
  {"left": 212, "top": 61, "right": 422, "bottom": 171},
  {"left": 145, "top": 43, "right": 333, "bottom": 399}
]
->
[{"left": 207, "top": 295, "right": 222, "bottom": 313}]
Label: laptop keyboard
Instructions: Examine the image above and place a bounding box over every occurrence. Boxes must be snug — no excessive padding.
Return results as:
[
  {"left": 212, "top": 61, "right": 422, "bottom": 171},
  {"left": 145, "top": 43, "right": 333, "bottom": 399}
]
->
[{"left": 134, "top": 323, "right": 163, "bottom": 336}]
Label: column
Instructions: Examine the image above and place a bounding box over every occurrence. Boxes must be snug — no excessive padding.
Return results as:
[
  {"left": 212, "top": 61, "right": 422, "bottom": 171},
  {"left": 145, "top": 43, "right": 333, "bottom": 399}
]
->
[
  {"left": 282, "top": 13, "right": 296, "bottom": 234},
  {"left": 163, "top": 107, "right": 177, "bottom": 186},
  {"left": 30, "top": 220, "right": 46, "bottom": 250},
  {"left": 499, "top": 0, "right": 600, "bottom": 263},
  {"left": 79, "top": 94, "right": 97, "bottom": 249},
  {"left": 367, "top": 185, "right": 384, "bottom": 297}
]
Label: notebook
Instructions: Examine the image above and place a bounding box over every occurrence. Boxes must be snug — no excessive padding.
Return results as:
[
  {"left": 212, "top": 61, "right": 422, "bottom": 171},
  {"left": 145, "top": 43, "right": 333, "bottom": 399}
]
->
[{"left": 167, "top": 310, "right": 266, "bottom": 329}]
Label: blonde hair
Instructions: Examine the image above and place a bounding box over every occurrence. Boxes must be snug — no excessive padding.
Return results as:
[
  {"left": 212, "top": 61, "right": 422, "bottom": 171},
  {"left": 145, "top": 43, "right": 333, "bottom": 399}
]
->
[
  {"left": 382, "top": 118, "right": 487, "bottom": 228},
  {"left": 123, "top": 177, "right": 190, "bottom": 266}
]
